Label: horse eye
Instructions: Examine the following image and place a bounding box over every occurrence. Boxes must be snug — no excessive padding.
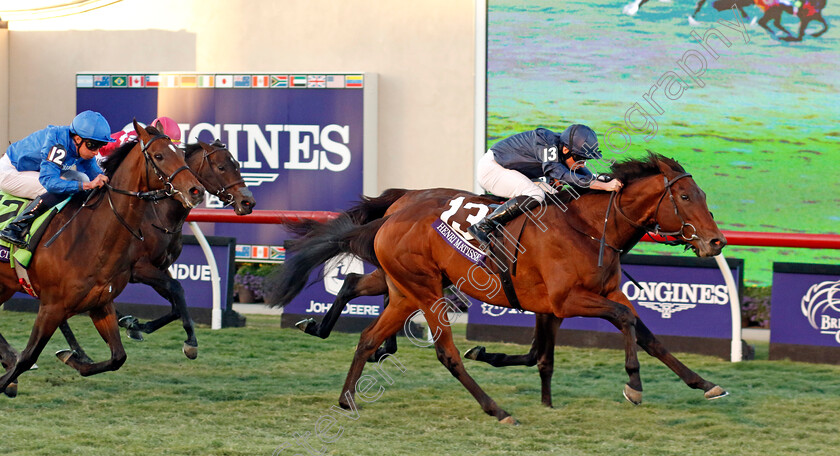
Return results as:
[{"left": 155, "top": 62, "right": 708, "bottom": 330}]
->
[
  {"left": 680, "top": 194, "right": 689, "bottom": 201},
  {"left": 154, "top": 153, "right": 164, "bottom": 160},
  {"left": 217, "top": 165, "right": 225, "bottom": 171}
]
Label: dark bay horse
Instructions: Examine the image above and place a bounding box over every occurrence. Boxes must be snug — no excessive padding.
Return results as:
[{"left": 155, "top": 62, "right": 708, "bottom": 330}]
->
[
  {"left": 755, "top": 0, "right": 829, "bottom": 41},
  {"left": 57, "top": 139, "right": 255, "bottom": 362},
  {"left": 276, "top": 154, "right": 728, "bottom": 422},
  {"left": 0, "top": 121, "right": 204, "bottom": 397},
  {"left": 623, "top": 0, "right": 752, "bottom": 20}
]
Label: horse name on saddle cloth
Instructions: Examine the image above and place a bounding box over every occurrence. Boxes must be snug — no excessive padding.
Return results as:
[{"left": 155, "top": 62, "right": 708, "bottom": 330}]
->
[
  {"left": 432, "top": 218, "right": 486, "bottom": 266},
  {"left": 0, "top": 192, "right": 69, "bottom": 268}
]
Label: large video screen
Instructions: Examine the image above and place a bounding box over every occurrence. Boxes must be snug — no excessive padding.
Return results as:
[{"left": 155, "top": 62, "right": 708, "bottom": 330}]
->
[{"left": 487, "top": 0, "right": 839, "bottom": 284}]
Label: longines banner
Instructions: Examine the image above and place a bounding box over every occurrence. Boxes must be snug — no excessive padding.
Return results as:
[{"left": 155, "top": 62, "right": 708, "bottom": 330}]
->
[
  {"left": 466, "top": 254, "right": 744, "bottom": 358},
  {"left": 770, "top": 262, "right": 840, "bottom": 364},
  {"left": 76, "top": 72, "right": 377, "bottom": 255}
]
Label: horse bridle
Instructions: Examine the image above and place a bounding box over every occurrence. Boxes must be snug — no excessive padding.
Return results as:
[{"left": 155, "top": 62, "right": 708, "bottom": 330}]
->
[
  {"left": 106, "top": 134, "right": 195, "bottom": 240},
  {"left": 45, "top": 134, "right": 196, "bottom": 245},
  {"left": 614, "top": 172, "right": 699, "bottom": 245},
  {"left": 189, "top": 143, "right": 245, "bottom": 205}
]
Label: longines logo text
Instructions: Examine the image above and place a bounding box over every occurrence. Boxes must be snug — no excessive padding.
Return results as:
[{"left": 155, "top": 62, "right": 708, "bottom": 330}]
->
[{"left": 621, "top": 281, "right": 729, "bottom": 318}]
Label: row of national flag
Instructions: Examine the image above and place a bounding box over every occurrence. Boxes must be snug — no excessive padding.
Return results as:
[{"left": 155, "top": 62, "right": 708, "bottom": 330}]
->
[{"left": 77, "top": 74, "right": 364, "bottom": 89}]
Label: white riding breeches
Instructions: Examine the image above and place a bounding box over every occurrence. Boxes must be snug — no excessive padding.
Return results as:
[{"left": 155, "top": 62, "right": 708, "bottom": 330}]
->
[
  {"left": 476, "top": 150, "right": 545, "bottom": 203},
  {"left": 0, "top": 154, "right": 90, "bottom": 199}
]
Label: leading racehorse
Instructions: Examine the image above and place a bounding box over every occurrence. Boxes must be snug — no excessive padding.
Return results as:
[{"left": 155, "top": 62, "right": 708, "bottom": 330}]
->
[
  {"left": 0, "top": 121, "right": 204, "bottom": 397},
  {"left": 275, "top": 153, "right": 728, "bottom": 422}
]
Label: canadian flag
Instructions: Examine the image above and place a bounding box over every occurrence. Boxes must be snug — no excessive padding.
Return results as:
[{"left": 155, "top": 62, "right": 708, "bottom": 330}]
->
[
  {"left": 251, "top": 245, "right": 270, "bottom": 259},
  {"left": 128, "top": 75, "right": 144, "bottom": 87},
  {"left": 252, "top": 75, "right": 269, "bottom": 88}
]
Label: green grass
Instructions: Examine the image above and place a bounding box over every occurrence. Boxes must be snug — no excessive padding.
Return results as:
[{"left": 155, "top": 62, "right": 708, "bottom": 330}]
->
[{"left": 2, "top": 310, "right": 840, "bottom": 455}]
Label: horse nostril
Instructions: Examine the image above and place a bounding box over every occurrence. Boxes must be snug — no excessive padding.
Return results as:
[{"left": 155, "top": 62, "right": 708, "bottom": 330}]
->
[
  {"left": 190, "top": 187, "right": 201, "bottom": 197},
  {"left": 710, "top": 238, "right": 726, "bottom": 248}
]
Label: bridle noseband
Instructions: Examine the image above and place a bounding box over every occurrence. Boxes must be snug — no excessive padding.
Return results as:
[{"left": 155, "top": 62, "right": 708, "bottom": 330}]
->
[
  {"left": 106, "top": 134, "right": 195, "bottom": 240},
  {"left": 614, "top": 172, "right": 698, "bottom": 245},
  {"left": 190, "top": 144, "right": 245, "bottom": 205}
]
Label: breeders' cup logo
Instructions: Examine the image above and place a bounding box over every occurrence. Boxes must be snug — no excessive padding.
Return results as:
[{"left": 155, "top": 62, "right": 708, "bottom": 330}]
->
[
  {"left": 324, "top": 254, "right": 365, "bottom": 296},
  {"left": 622, "top": 281, "right": 729, "bottom": 318},
  {"left": 801, "top": 280, "right": 840, "bottom": 344}
]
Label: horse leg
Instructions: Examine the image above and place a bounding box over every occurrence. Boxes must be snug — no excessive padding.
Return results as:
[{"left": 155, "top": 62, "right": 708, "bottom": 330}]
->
[
  {"left": 57, "top": 302, "right": 127, "bottom": 376},
  {"left": 338, "top": 289, "right": 414, "bottom": 411},
  {"left": 299, "top": 272, "right": 366, "bottom": 338},
  {"left": 535, "top": 314, "right": 560, "bottom": 408},
  {"left": 424, "top": 298, "right": 515, "bottom": 422},
  {"left": 563, "top": 289, "right": 642, "bottom": 405},
  {"left": 129, "top": 262, "right": 197, "bottom": 359},
  {"left": 0, "top": 332, "right": 19, "bottom": 370},
  {"left": 56, "top": 320, "right": 95, "bottom": 364},
  {"left": 370, "top": 292, "right": 398, "bottom": 361},
  {"left": 774, "top": 13, "right": 794, "bottom": 38},
  {"left": 607, "top": 291, "right": 727, "bottom": 400},
  {"left": 692, "top": 0, "right": 707, "bottom": 18},
  {"left": 758, "top": 12, "right": 779, "bottom": 38},
  {"left": 464, "top": 313, "right": 561, "bottom": 368},
  {"left": 0, "top": 306, "right": 65, "bottom": 397},
  {"left": 810, "top": 15, "right": 828, "bottom": 37}
]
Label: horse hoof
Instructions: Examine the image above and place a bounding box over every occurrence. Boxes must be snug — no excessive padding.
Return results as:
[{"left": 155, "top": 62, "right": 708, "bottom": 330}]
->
[
  {"left": 623, "top": 384, "right": 643, "bottom": 405},
  {"left": 183, "top": 343, "right": 198, "bottom": 360},
  {"left": 704, "top": 385, "right": 728, "bottom": 400},
  {"left": 499, "top": 415, "right": 519, "bottom": 425},
  {"left": 4, "top": 382, "right": 17, "bottom": 398},
  {"left": 463, "top": 346, "right": 485, "bottom": 361},
  {"left": 126, "top": 329, "right": 144, "bottom": 342},
  {"left": 118, "top": 315, "right": 139, "bottom": 329},
  {"left": 55, "top": 349, "right": 75, "bottom": 364},
  {"left": 295, "top": 318, "right": 315, "bottom": 332}
]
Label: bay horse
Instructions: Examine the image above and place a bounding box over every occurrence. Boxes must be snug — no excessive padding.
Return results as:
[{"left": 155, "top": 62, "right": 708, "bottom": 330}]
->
[
  {"left": 277, "top": 153, "right": 728, "bottom": 422},
  {"left": 56, "top": 139, "right": 255, "bottom": 362},
  {"left": 0, "top": 121, "right": 205, "bottom": 398}
]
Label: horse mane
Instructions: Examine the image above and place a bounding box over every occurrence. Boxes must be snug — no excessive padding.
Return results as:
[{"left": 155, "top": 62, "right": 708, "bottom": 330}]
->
[
  {"left": 607, "top": 151, "right": 685, "bottom": 184},
  {"left": 183, "top": 142, "right": 202, "bottom": 158},
  {"left": 100, "top": 125, "right": 165, "bottom": 177},
  {"left": 557, "top": 152, "right": 684, "bottom": 205},
  {"left": 183, "top": 139, "right": 227, "bottom": 159}
]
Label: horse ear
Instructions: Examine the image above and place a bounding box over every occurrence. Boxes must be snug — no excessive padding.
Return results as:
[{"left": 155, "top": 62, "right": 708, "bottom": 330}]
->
[
  {"left": 133, "top": 119, "right": 150, "bottom": 141},
  {"left": 197, "top": 140, "right": 210, "bottom": 150}
]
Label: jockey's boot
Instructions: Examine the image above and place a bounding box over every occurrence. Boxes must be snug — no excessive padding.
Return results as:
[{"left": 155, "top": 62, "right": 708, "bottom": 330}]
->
[
  {"left": 468, "top": 195, "right": 540, "bottom": 245},
  {"left": 0, "top": 193, "right": 60, "bottom": 249}
]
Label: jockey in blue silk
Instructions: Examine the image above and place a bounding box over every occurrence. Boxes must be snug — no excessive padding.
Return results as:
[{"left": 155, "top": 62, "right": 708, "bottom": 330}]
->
[
  {"left": 468, "top": 124, "right": 624, "bottom": 244},
  {"left": 0, "top": 110, "right": 114, "bottom": 248}
]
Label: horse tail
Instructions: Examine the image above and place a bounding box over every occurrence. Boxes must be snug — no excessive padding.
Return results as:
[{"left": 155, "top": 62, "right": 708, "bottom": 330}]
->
[
  {"left": 282, "top": 188, "right": 408, "bottom": 241},
  {"left": 265, "top": 214, "right": 387, "bottom": 307},
  {"left": 345, "top": 188, "right": 409, "bottom": 224}
]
